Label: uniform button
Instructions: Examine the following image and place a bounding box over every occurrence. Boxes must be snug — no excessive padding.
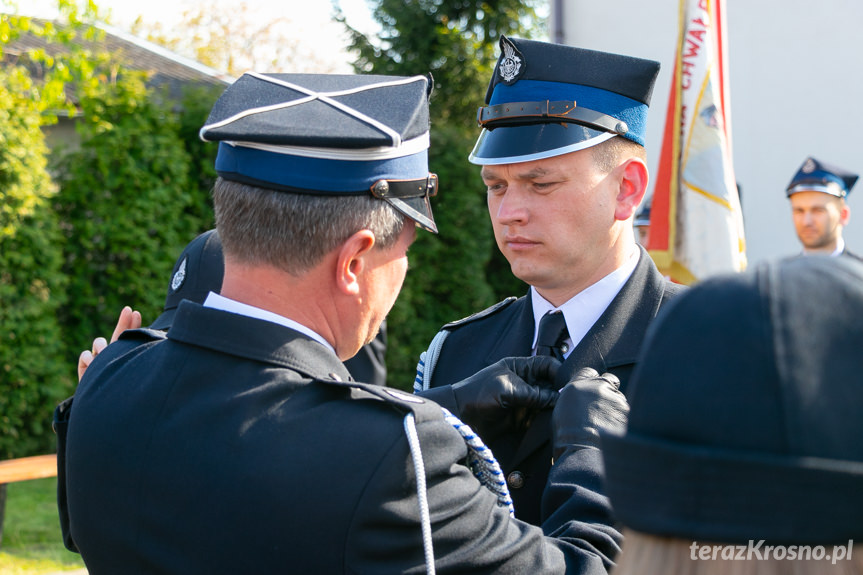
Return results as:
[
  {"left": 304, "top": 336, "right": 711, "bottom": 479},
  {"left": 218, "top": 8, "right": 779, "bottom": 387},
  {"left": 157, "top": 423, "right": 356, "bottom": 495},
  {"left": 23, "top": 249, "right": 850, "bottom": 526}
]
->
[
  {"left": 507, "top": 471, "right": 525, "bottom": 490},
  {"left": 328, "top": 372, "right": 342, "bottom": 381}
]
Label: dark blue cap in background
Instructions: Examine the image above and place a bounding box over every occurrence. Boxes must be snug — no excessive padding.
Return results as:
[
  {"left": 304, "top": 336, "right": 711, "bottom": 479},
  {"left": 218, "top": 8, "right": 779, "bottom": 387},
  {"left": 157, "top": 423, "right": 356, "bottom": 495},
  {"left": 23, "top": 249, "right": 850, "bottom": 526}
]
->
[
  {"left": 786, "top": 156, "right": 858, "bottom": 198},
  {"left": 150, "top": 229, "right": 224, "bottom": 331},
  {"left": 633, "top": 198, "right": 652, "bottom": 228}
]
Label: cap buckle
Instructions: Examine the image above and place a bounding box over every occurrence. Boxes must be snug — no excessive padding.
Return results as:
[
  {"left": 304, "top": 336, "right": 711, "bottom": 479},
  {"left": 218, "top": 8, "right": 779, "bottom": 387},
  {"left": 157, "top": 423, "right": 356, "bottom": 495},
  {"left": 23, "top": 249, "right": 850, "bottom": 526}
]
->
[{"left": 370, "top": 174, "right": 438, "bottom": 200}]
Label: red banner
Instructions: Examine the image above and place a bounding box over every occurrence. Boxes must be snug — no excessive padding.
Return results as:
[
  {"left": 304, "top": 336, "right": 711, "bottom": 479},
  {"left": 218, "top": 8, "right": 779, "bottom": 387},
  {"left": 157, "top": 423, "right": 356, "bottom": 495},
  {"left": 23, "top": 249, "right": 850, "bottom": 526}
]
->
[{"left": 647, "top": 0, "right": 746, "bottom": 284}]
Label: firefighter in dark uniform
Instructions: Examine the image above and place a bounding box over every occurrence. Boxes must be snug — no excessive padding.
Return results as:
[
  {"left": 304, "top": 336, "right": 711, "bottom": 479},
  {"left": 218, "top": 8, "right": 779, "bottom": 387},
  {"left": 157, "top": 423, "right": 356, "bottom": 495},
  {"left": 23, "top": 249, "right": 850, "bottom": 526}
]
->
[
  {"left": 151, "top": 227, "right": 390, "bottom": 385},
  {"left": 786, "top": 156, "right": 861, "bottom": 261},
  {"left": 57, "top": 71, "right": 631, "bottom": 574},
  {"left": 415, "top": 36, "right": 684, "bottom": 526}
]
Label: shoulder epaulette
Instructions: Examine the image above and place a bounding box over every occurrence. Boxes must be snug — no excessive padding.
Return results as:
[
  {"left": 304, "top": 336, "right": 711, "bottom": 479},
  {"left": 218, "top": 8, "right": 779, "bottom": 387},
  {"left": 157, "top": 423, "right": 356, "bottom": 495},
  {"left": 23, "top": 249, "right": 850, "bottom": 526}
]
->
[
  {"left": 315, "top": 377, "right": 443, "bottom": 423},
  {"left": 118, "top": 327, "right": 168, "bottom": 342},
  {"left": 442, "top": 296, "right": 518, "bottom": 330}
]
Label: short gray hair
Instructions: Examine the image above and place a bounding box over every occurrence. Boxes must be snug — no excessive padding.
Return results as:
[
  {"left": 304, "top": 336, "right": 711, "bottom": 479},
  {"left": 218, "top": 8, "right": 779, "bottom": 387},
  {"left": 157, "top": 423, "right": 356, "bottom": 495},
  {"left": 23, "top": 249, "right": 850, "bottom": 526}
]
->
[{"left": 213, "top": 178, "right": 406, "bottom": 274}]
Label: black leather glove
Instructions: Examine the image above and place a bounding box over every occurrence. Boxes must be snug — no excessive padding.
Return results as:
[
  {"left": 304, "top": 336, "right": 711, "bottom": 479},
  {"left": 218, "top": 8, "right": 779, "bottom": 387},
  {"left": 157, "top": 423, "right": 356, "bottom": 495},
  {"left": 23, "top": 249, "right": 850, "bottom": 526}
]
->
[
  {"left": 552, "top": 367, "right": 629, "bottom": 461},
  {"left": 430, "top": 356, "right": 561, "bottom": 442}
]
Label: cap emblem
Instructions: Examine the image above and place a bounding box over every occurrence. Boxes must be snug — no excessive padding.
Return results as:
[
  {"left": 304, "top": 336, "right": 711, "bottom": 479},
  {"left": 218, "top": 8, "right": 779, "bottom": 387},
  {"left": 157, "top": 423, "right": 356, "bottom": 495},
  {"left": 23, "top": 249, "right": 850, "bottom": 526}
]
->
[
  {"left": 802, "top": 158, "right": 817, "bottom": 174},
  {"left": 171, "top": 257, "right": 187, "bottom": 292},
  {"left": 498, "top": 36, "right": 524, "bottom": 84}
]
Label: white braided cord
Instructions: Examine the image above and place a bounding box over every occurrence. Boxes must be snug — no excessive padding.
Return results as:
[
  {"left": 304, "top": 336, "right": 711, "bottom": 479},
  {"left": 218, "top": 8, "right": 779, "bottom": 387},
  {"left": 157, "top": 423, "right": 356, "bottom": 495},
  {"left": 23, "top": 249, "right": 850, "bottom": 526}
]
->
[
  {"left": 413, "top": 330, "right": 450, "bottom": 393},
  {"left": 441, "top": 408, "right": 514, "bottom": 516},
  {"left": 404, "top": 413, "right": 436, "bottom": 575}
]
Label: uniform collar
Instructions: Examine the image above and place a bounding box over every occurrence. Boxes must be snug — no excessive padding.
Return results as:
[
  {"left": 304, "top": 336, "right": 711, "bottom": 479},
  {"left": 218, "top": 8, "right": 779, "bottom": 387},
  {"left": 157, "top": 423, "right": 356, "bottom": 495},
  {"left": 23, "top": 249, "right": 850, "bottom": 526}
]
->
[
  {"left": 203, "top": 292, "right": 336, "bottom": 354},
  {"left": 530, "top": 247, "right": 640, "bottom": 356}
]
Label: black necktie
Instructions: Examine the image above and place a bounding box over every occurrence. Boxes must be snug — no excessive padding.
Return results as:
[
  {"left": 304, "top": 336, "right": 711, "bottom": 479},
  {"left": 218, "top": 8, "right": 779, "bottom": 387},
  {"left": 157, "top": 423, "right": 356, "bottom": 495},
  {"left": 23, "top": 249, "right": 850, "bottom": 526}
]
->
[{"left": 536, "top": 311, "right": 569, "bottom": 361}]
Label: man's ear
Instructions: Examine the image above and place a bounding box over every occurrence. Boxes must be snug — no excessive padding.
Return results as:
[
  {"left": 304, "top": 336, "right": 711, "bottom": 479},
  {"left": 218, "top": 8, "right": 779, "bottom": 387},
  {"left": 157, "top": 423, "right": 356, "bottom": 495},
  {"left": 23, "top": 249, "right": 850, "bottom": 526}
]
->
[
  {"left": 614, "top": 158, "right": 649, "bottom": 221},
  {"left": 840, "top": 201, "right": 851, "bottom": 227},
  {"left": 336, "top": 229, "right": 376, "bottom": 295}
]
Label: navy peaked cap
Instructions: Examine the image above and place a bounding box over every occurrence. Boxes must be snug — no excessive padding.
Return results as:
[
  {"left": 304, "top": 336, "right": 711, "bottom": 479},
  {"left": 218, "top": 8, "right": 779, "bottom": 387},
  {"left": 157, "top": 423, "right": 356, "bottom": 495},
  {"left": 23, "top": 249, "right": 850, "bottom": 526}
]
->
[
  {"left": 470, "top": 36, "right": 660, "bottom": 165},
  {"left": 150, "top": 229, "right": 224, "bottom": 331},
  {"left": 786, "top": 156, "right": 858, "bottom": 198},
  {"left": 633, "top": 199, "right": 651, "bottom": 227},
  {"left": 200, "top": 72, "right": 439, "bottom": 233},
  {"left": 482, "top": 36, "right": 660, "bottom": 106},
  {"left": 201, "top": 73, "right": 432, "bottom": 148}
]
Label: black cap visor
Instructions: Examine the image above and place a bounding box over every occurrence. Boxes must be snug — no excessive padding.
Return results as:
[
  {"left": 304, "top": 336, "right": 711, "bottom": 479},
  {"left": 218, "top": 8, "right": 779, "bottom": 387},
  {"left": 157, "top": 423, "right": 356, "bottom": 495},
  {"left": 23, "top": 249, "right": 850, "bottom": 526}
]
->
[{"left": 469, "top": 122, "right": 614, "bottom": 165}]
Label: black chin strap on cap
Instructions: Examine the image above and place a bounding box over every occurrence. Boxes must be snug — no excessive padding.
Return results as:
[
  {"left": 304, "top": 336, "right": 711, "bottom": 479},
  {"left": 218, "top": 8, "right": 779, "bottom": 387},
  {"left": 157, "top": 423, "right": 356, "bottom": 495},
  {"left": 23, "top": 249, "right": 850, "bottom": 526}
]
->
[{"left": 477, "top": 100, "right": 629, "bottom": 136}]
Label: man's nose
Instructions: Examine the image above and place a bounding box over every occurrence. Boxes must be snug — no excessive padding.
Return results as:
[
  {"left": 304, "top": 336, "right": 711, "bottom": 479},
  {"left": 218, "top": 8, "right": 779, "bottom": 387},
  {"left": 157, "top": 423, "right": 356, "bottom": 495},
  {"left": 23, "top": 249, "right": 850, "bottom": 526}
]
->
[{"left": 493, "top": 187, "right": 529, "bottom": 225}]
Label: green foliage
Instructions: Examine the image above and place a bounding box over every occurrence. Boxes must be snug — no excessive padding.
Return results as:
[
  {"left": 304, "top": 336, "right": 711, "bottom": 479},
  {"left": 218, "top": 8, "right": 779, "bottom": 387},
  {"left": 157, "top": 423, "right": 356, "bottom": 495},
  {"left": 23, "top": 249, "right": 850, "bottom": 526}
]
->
[
  {"left": 52, "top": 73, "right": 205, "bottom": 355},
  {"left": 175, "top": 83, "right": 222, "bottom": 229},
  {"left": 339, "top": 0, "right": 542, "bottom": 125},
  {"left": 0, "top": 67, "right": 70, "bottom": 459},
  {"left": 338, "top": 0, "right": 539, "bottom": 387},
  {"left": 0, "top": 0, "right": 218, "bottom": 460},
  {"left": 387, "top": 125, "right": 496, "bottom": 389}
]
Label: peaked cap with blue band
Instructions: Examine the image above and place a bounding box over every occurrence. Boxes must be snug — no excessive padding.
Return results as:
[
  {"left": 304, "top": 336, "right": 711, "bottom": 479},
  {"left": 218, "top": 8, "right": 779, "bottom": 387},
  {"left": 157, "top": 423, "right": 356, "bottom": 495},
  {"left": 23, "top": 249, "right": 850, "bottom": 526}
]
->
[
  {"left": 200, "top": 72, "right": 439, "bottom": 233},
  {"left": 633, "top": 198, "right": 652, "bottom": 228},
  {"left": 470, "top": 36, "right": 661, "bottom": 165},
  {"left": 786, "top": 156, "right": 859, "bottom": 198}
]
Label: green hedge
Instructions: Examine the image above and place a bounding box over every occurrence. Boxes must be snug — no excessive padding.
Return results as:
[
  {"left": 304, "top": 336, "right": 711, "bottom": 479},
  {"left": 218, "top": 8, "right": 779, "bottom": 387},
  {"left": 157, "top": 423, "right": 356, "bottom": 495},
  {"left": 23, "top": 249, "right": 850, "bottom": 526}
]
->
[
  {"left": 52, "top": 73, "right": 211, "bottom": 356},
  {"left": 0, "top": 68, "right": 70, "bottom": 459}
]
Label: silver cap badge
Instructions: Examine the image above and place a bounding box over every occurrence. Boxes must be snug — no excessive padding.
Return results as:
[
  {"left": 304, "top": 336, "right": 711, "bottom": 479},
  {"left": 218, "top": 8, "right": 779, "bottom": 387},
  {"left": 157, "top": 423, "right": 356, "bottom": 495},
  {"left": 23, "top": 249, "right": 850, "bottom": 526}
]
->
[
  {"left": 171, "top": 257, "right": 187, "bottom": 292},
  {"left": 498, "top": 36, "right": 523, "bottom": 84}
]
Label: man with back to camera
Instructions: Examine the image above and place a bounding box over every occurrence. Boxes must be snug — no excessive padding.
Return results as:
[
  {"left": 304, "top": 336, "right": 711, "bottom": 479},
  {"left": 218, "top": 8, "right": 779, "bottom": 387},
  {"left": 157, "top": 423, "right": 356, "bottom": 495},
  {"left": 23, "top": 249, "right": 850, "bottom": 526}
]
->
[
  {"left": 56, "top": 71, "right": 630, "bottom": 574},
  {"left": 77, "top": 228, "right": 390, "bottom": 386},
  {"left": 786, "top": 156, "right": 861, "bottom": 261},
  {"left": 415, "top": 36, "right": 685, "bottom": 526}
]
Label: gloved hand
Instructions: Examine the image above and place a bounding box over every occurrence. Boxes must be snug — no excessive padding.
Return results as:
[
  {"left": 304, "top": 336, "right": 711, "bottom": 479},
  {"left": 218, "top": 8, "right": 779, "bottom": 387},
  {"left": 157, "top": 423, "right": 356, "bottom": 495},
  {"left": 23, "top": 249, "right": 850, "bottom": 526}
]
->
[
  {"left": 437, "top": 356, "right": 561, "bottom": 442},
  {"left": 552, "top": 367, "right": 629, "bottom": 461}
]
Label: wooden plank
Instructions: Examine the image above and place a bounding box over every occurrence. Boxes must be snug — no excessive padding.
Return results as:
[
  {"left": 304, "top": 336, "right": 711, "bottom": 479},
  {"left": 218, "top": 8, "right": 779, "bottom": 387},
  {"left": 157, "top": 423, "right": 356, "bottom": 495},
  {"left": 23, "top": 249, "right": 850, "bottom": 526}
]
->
[{"left": 0, "top": 454, "right": 58, "bottom": 484}]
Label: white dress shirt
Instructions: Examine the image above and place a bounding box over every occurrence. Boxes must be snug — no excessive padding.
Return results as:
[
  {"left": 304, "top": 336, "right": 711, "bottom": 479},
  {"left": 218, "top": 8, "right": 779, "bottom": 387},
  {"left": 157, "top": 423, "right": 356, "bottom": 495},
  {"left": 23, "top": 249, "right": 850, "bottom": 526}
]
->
[
  {"left": 203, "top": 292, "right": 335, "bottom": 354},
  {"left": 531, "top": 248, "right": 640, "bottom": 359}
]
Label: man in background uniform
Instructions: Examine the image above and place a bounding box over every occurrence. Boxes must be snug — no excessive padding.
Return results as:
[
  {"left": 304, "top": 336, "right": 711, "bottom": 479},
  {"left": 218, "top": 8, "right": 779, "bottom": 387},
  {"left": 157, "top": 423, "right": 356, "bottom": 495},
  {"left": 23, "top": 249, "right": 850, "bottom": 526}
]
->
[
  {"left": 633, "top": 198, "right": 651, "bottom": 246},
  {"left": 786, "top": 156, "right": 861, "bottom": 261},
  {"left": 415, "top": 36, "right": 684, "bottom": 526}
]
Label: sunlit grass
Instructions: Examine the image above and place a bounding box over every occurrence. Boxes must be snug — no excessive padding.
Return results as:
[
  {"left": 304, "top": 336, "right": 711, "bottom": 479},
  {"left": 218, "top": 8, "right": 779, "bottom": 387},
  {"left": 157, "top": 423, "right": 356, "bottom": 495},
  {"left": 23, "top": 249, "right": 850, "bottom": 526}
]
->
[{"left": 0, "top": 478, "right": 85, "bottom": 574}]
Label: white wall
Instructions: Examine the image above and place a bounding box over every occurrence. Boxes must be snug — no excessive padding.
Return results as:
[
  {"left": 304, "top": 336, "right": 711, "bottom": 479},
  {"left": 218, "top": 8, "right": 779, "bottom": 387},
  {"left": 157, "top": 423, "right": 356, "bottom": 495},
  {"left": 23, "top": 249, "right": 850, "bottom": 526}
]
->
[{"left": 553, "top": 0, "right": 863, "bottom": 265}]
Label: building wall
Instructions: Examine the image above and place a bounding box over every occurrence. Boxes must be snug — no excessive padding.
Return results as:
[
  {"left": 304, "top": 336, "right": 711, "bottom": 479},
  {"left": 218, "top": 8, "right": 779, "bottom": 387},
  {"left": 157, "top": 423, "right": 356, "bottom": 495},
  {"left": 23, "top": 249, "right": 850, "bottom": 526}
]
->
[{"left": 553, "top": 0, "right": 863, "bottom": 265}]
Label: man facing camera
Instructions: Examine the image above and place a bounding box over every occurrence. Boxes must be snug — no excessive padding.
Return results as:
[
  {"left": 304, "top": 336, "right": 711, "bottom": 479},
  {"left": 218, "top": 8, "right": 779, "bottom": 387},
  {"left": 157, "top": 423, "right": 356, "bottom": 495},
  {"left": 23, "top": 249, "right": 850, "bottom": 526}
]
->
[
  {"left": 416, "top": 36, "right": 684, "bottom": 526},
  {"left": 786, "top": 156, "right": 861, "bottom": 261}
]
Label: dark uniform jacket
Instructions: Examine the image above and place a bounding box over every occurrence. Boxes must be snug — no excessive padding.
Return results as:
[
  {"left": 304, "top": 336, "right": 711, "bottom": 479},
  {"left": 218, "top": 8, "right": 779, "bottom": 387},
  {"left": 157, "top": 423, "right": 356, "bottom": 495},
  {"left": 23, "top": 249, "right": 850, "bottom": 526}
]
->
[
  {"left": 57, "top": 301, "right": 621, "bottom": 574},
  {"left": 417, "top": 246, "right": 685, "bottom": 525},
  {"left": 842, "top": 248, "right": 863, "bottom": 263}
]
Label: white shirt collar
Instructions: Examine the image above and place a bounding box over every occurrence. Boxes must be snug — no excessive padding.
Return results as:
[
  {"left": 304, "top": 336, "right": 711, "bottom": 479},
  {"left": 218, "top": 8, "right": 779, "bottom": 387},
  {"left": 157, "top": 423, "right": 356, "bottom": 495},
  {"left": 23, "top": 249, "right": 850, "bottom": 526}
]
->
[
  {"left": 531, "top": 247, "right": 640, "bottom": 357},
  {"left": 832, "top": 237, "right": 845, "bottom": 257},
  {"left": 202, "top": 292, "right": 335, "bottom": 354}
]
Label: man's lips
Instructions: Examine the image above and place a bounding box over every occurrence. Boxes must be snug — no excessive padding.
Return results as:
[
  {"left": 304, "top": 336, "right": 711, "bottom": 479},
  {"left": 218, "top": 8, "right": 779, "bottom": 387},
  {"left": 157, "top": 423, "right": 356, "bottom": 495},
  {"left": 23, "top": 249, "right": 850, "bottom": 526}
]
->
[{"left": 504, "top": 236, "right": 540, "bottom": 250}]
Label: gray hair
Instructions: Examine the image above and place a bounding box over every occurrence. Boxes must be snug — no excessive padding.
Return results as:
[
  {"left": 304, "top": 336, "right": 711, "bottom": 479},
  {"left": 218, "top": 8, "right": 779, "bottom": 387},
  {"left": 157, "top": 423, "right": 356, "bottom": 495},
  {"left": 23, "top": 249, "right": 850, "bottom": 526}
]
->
[{"left": 213, "top": 178, "right": 406, "bottom": 274}]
